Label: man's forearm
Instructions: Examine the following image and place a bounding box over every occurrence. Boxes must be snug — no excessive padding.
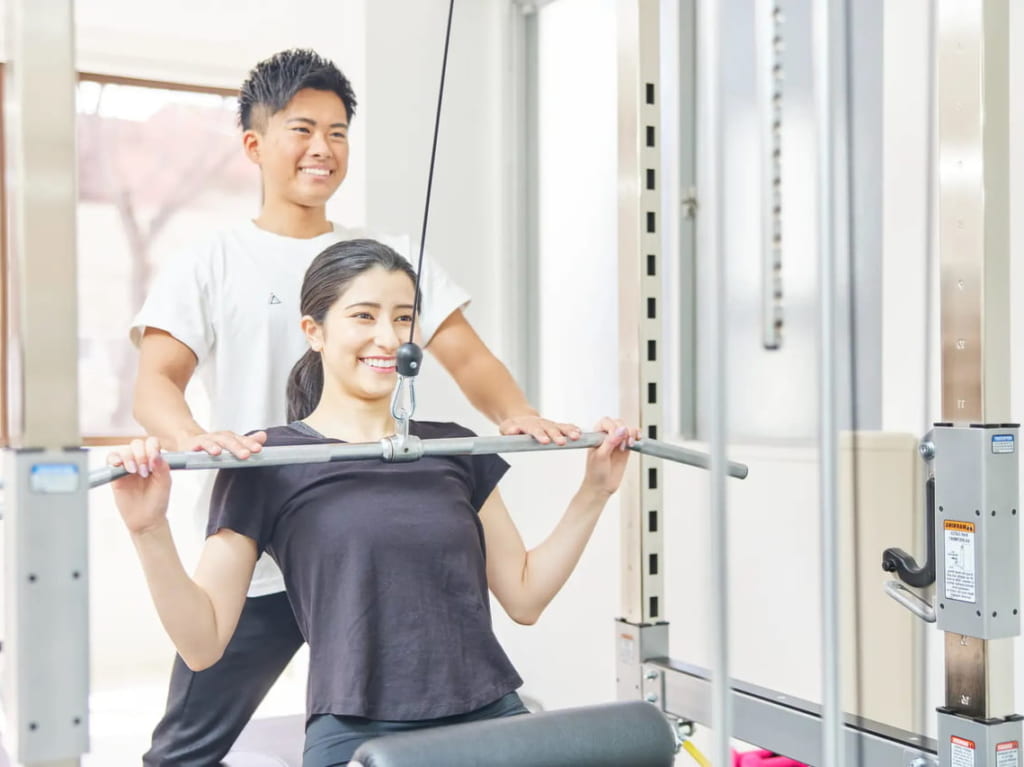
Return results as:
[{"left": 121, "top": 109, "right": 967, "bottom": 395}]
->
[{"left": 133, "top": 374, "right": 205, "bottom": 450}]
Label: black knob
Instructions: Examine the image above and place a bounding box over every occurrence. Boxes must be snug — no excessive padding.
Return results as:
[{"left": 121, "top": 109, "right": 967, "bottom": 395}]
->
[{"left": 397, "top": 343, "right": 423, "bottom": 377}]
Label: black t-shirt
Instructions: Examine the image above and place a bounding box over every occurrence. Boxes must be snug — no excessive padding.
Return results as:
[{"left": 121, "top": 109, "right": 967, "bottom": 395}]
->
[{"left": 206, "top": 420, "right": 522, "bottom": 721}]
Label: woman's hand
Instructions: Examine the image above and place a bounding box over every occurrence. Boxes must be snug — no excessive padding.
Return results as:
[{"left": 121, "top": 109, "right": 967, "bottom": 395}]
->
[
  {"left": 582, "top": 417, "right": 640, "bottom": 496},
  {"left": 107, "top": 436, "right": 172, "bottom": 535}
]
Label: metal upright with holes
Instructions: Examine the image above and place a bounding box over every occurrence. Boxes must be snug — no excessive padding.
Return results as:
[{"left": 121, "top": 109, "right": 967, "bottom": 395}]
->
[
  {"left": 2, "top": 1, "right": 89, "bottom": 767},
  {"left": 614, "top": 0, "right": 669, "bottom": 709},
  {"left": 931, "top": 1, "right": 1022, "bottom": 764}
]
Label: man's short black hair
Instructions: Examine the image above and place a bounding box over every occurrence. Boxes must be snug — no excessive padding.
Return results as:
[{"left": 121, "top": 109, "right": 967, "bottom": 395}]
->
[{"left": 238, "top": 49, "right": 357, "bottom": 132}]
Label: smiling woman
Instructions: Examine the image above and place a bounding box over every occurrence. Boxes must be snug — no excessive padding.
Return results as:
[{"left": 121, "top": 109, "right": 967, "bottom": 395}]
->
[{"left": 105, "top": 236, "right": 637, "bottom": 765}]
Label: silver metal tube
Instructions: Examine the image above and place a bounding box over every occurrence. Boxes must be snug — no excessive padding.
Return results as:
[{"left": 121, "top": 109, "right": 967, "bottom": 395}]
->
[
  {"left": 87, "top": 433, "right": 750, "bottom": 488},
  {"left": 88, "top": 442, "right": 385, "bottom": 488},
  {"left": 814, "top": 0, "right": 844, "bottom": 763},
  {"left": 698, "top": 0, "right": 731, "bottom": 763}
]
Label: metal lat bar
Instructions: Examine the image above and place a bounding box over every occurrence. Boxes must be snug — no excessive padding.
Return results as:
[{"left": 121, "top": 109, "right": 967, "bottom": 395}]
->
[{"left": 87, "top": 432, "right": 750, "bottom": 488}]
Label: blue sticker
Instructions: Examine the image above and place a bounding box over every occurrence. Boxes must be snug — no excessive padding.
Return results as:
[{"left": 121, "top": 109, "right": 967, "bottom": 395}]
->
[
  {"left": 992, "top": 434, "right": 1015, "bottom": 455},
  {"left": 30, "top": 464, "right": 80, "bottom": 493}
]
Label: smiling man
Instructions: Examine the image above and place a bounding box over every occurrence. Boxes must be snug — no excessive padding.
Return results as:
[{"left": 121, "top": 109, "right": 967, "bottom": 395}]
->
[{"left": 128, "top": 49, "right": 578, "bottom": 767}]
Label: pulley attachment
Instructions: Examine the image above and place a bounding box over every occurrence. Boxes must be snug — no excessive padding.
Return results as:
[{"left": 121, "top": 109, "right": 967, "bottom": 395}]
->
[{"left": 390, "top": 342, "right": 424, "bottom": 448}]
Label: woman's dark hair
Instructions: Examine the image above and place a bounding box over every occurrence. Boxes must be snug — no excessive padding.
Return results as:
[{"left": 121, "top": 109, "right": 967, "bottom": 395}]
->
[
  {"left": 287, "top": 239, "right": 418, "bottom": 422},
  {"left": 238, "top": 48, "right": 357, "bottom": 131}
]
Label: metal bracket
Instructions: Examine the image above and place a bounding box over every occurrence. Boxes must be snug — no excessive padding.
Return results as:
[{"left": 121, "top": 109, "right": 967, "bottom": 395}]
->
[
  {"left": 884, "top": 580, "right": 936, "bottom": 623},
  {"left": 380, "top": 434, "right": 424, "bottom": 463}
]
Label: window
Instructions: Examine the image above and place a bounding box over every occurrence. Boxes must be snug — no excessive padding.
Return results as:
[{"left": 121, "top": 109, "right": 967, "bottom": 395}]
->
[{"left": 76, "top": 74, "right": 259, "bottom": 439}]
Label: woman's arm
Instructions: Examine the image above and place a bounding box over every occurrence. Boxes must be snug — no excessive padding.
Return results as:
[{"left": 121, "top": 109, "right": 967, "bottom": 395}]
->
[
  {"left": 109, "top": 437, "right": 258, "bottom": 670},
  {"left": 479, "top": 418, "right": 637, "bottom": 625}
]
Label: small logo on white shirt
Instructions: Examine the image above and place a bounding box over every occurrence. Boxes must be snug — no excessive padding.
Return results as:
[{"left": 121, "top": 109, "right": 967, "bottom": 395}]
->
[{"left": 268, "top": 293, "right": 282, "bottom": 305}]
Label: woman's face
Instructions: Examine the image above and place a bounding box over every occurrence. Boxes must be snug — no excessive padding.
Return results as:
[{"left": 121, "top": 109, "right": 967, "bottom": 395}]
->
[{"left": 305, "top": 267, "right": 418, "bottom": 402}]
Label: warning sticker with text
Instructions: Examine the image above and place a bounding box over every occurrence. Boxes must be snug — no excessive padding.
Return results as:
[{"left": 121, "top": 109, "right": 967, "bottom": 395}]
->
[
  {"left": 996, "top": 740, "right": 1019, "bottom": 767},
  {"left": 952, "top": 735, "right": 976, "bottom": 767},
  {"left": 945, "top": 521, "right": 977, "bottom": 603}
]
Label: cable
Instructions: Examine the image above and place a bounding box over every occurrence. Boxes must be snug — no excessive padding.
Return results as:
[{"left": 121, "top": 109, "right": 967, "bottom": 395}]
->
[
  {"left": 681, "top": 739, "right": 713, "bottom": 767},
  {"left": 392, "top": 0, "right": 455, "bottom": 426},
  {"left": 408, "top": 0, "right": 456, "bottom": 345}
]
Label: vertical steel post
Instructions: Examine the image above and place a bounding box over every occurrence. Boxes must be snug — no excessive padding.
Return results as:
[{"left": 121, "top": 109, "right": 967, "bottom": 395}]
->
[
  {"left": 814, "top": 0, "right": 851, "bottom": 764},
  {"left": 934, "top": 1, "right": 1019, "bottom": 765},
  {"left": 2, "top": 1, "right": 86, "bottom": 766},
  {"left": 696, "top": 0, "right": 732, "bottom": 764}
]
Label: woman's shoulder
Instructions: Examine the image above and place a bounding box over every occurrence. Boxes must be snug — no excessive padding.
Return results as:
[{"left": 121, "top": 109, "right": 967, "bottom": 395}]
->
[{"left": 251, "top": 423, "right": 332, "bottom": 448}]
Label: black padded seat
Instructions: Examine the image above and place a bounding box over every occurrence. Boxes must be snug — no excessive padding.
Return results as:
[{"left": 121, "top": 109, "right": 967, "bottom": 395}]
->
[{"left": 350, "top": 700, "right": 677, "bottom": 767}]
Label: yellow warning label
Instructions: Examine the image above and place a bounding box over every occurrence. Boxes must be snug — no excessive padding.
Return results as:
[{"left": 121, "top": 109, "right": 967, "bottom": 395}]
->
[
  {"left": 944, "top": 520, "right": 976, "bottom": 533},
  {"left": 945, "top": 521, "right": 977, "bottom": 603}
]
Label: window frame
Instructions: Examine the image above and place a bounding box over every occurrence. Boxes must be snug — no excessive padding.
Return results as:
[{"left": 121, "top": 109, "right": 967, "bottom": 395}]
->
[{"left": 1, "top": 69, "right": 240, "bottom": 446}]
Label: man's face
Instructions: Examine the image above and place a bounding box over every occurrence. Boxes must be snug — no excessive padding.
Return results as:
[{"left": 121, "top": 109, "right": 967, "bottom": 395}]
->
[{"left": 244, "top": 88, "right": 350, "bottom": 210}]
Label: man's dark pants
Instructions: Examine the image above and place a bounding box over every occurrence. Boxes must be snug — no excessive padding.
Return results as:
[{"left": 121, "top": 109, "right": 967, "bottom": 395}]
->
[{"left": 143, "top": 591, "right": 304, "bottom": 767}]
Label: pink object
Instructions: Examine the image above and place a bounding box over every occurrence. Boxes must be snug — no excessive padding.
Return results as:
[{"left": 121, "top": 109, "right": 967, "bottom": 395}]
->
[{"left": 732, "top": 749, "right": 808, "bottom": 767}]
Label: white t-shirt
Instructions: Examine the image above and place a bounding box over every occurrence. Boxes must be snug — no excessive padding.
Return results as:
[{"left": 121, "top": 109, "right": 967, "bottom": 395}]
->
[{"left": 131, "top": 220, "right": 470, "bottom": 596}]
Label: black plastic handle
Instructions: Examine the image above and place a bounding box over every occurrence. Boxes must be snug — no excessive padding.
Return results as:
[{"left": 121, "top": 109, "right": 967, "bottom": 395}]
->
[{"left": 881, "top": 476, "right": 935, "bottom": 588}]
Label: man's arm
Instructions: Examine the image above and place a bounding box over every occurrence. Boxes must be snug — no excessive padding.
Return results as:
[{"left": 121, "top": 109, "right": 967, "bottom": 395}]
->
[
  {"left": 427, "top": 310, "right": 580, "bottom": 444},
  {"left": 133, "top": 328, "right": 265, "bottom": 457}
]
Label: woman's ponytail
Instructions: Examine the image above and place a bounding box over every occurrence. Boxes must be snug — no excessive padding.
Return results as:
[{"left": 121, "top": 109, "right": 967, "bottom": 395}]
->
[{"left": 286, "top": 348, "right": 324, "bottom": 422}]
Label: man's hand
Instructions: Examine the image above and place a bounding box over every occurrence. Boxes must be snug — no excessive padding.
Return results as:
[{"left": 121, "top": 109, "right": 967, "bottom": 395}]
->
[
  {"left": 173, "top": 430, "right": 268, "bottom": 459},
  {"left": 499, "top": 414, "right": 582, "bottom": 446}
]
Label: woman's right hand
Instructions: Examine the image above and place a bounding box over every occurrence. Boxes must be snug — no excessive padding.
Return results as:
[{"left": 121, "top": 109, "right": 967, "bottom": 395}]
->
[{"left": 108, "top": 436, "right": 172, "bottom": 535}]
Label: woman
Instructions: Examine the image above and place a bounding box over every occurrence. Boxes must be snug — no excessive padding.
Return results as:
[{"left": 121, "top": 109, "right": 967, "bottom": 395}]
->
[{"left": 110, "top": 239, "right": 638, "bottom": 766}]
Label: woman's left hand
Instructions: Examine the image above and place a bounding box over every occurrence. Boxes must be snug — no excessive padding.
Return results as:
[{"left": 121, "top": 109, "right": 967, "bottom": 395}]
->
[{"left": 583, "top": 417, "right": 640, "bottom": 496}]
